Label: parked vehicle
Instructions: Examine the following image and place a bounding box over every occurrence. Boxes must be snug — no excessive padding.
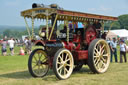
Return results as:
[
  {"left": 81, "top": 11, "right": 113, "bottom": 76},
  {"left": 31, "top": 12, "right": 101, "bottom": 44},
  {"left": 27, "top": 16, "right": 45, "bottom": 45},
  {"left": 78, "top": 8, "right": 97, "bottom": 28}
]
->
[{"left": 21, "top": 3, "right": 118, "bottom": 80}]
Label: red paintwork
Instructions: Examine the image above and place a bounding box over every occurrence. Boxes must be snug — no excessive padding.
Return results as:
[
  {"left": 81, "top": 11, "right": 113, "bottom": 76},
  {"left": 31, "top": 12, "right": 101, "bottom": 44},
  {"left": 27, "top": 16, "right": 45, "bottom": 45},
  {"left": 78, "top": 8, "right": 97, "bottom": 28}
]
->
[
  {"left": 85, "top": 26, "right": 96, "bottom": 44},
  {"left": 63, "top": 41, "right": 88, "bottom": 60},
  {"left": 73, "top": 34, "right": 81, "bottom": 43},
  {"left": 35, "top": 26, "right": 97, "bottom": 61},
  {"left": 34, "top": 40, "right": 45, "bottom": 46},
  {"left": 63, "top": 42, "right": 75, "bottom": 51},
  {"left": 73, "top": 50, "right": 88, "bottom": 60}
]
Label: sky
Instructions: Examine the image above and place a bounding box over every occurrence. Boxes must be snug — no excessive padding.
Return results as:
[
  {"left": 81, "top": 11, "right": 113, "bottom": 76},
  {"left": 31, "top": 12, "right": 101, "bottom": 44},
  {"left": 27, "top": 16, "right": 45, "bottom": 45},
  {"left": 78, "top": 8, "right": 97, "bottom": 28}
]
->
[{"left": 0, "top": 0, "right": 128, "bottom": 26}]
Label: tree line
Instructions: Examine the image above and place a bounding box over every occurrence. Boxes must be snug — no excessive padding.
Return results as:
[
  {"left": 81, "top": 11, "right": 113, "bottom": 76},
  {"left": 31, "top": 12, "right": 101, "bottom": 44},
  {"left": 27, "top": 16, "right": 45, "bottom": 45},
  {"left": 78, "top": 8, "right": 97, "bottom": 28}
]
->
[{"left": 104, "top": 14, "right": 128, "bottom": 30}]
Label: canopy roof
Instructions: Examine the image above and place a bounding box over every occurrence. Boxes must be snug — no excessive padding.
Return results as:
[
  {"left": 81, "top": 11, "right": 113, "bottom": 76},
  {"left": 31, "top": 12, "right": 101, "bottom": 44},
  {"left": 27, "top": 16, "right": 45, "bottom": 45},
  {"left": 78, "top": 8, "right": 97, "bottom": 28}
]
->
[{"left": 21, "top": 7, "right": 118, "bottom": 22}]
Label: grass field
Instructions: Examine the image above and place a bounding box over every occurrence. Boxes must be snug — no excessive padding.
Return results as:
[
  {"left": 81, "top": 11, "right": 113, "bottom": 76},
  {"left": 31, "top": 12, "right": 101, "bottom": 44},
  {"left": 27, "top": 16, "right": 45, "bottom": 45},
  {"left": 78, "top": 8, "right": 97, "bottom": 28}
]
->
[{"left": 0, "top": 46, "right": 128, "bottom": 85}]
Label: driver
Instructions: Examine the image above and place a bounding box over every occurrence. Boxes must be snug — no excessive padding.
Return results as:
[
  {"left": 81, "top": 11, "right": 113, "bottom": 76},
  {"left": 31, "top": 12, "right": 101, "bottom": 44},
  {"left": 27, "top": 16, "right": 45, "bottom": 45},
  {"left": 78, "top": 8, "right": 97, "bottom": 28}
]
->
[{"left": 93, "top": 20, "right": 102, "bottom": 38}]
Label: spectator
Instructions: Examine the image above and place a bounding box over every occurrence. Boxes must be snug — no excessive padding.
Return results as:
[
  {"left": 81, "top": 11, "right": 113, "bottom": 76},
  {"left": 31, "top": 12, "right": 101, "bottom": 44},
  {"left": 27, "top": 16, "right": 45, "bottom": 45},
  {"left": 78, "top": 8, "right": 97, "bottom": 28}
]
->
[
  {"left": 24, "top": 37, "right": 32, "bottom": 55},
  {"left": 110, "top": 38, "right": 118, "bottom": 62},
  {"left": 19, "top": 47, "right": 25, "bottom": 55},
  {"left": 8, "top": 37, "right": 15, "bottom": 55},
  {"left": 1, "top": 39, "right": 7, "bottom": 56},
  {"left": 120, "top": 39, "right": 127, "bottom": 63}
]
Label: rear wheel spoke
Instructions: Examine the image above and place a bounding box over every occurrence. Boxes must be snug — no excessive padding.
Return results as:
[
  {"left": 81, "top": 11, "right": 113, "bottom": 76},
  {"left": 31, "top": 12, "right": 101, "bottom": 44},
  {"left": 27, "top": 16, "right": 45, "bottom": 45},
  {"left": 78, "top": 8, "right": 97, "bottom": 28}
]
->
[{"left": 57, "top": 65, "right": 64, "bottom": 71}]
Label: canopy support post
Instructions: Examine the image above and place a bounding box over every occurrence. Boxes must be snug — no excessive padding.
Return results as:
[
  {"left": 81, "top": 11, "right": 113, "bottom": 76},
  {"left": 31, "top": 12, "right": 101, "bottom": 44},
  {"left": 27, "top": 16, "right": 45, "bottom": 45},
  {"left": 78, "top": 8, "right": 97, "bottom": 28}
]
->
[
  {"left": 24, "top": 17, "right": 31, "bottom": 39},
  {"left": 101, "top": 21, "right": 104, "bottom": 33},
  {"left": 32, "top": 17, "right": 35, "bottom": 40},
  {"left": 107, "top": 21, "right": 115, "bottom": 33},
  {"left": 46, "top": 15, "right": 49, "bottom": 40},
  {"left": 65, "top": 20, "right": 69, "bottom": 43},
  {"left": 49, "top": 14, "right": 58, "bottom": 40}
]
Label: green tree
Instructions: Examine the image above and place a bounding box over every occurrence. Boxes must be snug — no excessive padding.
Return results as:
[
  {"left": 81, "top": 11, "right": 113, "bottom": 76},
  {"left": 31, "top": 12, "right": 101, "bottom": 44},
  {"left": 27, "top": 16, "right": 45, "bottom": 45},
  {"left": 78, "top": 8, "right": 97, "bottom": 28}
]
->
[{"left": 118, "top": 14, "right": 128, "bottom": 30}]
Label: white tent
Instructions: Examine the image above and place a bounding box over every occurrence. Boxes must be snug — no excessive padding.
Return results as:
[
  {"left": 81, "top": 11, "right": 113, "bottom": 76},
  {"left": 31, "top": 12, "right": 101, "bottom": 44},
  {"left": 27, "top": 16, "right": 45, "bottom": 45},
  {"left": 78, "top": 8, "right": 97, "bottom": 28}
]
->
[
  {"left": 106, "top": 31, "right": 117, "bottom": 40},
  {"left": 109, "top": 29, "right": 128, "bottom": 40}
]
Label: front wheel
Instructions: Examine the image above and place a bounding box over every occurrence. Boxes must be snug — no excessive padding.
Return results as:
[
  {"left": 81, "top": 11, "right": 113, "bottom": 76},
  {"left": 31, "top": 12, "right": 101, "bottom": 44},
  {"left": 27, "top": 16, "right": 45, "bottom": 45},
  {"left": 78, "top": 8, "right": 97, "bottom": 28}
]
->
[
  {"left": 88, "top": 39, "right": 110, "bottom": 73},
  {"left": 28, "top": 49, "right": 49, "bottom": 77},
  {"left": 53, "top": 48, "right": 74, "bottom": 80}
]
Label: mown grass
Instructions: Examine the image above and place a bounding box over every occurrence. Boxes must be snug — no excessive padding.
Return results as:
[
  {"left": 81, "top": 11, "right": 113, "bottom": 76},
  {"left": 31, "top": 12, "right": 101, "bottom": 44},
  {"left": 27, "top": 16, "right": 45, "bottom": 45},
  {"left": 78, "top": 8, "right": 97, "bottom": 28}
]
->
[{"left": 0, "top": 46, "right": 128, "bottom": 85}]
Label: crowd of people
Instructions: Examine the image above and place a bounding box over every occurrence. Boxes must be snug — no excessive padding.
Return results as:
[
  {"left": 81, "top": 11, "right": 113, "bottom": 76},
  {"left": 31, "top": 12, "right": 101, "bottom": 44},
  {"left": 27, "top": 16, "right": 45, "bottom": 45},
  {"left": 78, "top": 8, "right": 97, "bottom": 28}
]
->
[
  {"left": 107, "top": 37, "right": 128, "bottom": 63},
  {"left": 1, "top": 37, "right": 32, "bottom": 56}
]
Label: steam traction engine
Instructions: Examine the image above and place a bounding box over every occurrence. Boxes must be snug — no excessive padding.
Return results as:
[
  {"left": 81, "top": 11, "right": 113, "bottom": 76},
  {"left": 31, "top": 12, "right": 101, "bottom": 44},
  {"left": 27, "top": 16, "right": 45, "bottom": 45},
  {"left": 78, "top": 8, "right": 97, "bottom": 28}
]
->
[{"left": 21, "top": 3, "right": 118, "bottom": 80}]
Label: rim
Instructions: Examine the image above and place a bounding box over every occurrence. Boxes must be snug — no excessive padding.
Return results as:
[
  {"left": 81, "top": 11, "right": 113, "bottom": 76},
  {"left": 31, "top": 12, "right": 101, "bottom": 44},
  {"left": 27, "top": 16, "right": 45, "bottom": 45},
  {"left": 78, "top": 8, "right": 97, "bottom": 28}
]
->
[
  {"left": 93, "top": 40, "right": 110, "bottom": 73},
  {"left": 32, "top": 50, "right": 49, "bottom": 76},
  {"left": 56, "top": 50, "right": 73, "bottom": 79}
]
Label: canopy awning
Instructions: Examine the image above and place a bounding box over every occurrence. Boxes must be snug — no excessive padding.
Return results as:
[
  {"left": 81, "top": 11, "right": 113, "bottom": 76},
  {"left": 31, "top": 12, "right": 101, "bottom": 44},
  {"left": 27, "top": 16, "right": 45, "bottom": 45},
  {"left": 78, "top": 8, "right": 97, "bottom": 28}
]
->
[{"left": 21, "top": 8, "right": 118, "bottom": 22}]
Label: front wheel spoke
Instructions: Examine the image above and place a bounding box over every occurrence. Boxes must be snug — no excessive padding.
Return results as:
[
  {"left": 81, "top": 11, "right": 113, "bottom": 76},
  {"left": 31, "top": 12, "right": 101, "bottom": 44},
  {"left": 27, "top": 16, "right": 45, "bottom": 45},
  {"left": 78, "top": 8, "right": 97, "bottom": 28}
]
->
[
  {"left": 65, "top": 67, "right": 69, "bottom": 73},
  {"left": 59, "top": 68, "right": 62, "bottom": 74},
  {"left": 41, "top": 65, "right": 44, "bottom": 70},
  {"left": 40, "top": 54, "right": 43, "bottom": 60},
  {"left": 61, "top": 53, "right": 64, "bottom": 61},
  {"left": 34, "top": 56, "right": 38, "bottom": 62},
  {"left": 38, "top": 66, "right": 40, "bottom": 74},
  {"left": 38, "top": 53, "right": 41, "bottom": 60},
  {"left": 32, "top": 64, "right": 37, "bottom": 69},
  {"left": 94, "top": 55, "right": 99, "bottom": 58},
  {"left": 64, "top": 67, "right": 66, "bottom": 75},
  {"left": 41, "top": 57, "right": 47, "bottom": 62},
  {"left": 32, "top": 61, "right": 37, "bottom": 63},
  {"left": 41, "top": 65, "right": 47, "bottom": 72},
  {"left": 57, "top": 61, "right": 62, "bottom": 65},
  {"left": 65, "top": 58, "right": 70, "bottom": 63},
  {"left": 65, "top": 54, "right": 69, "bottom": 61},
  {"left": 59, "top": 56, "right": 63, "bottom": 62},
  {"left": 66, "top": 64, "right": 71, "bottom": 66}
]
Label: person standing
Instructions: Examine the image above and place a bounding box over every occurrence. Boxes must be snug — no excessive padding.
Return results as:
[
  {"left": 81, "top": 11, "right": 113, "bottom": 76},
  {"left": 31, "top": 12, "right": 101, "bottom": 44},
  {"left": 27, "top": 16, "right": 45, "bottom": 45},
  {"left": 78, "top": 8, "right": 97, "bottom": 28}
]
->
[
  {"left": 8, "top": 37, "right": 15, "bottom": 55},
  {"left": 120, "top": 39, "right": 127, "bottom": 63},
  {"left": 1, "top": 39, "right": 7, "bottom": 56},
  {"left": 24, "top": 37, "right": 32, "bottom": 55},
  {"left": 110, "top": 38, "right": 118, "bottom": 62}
]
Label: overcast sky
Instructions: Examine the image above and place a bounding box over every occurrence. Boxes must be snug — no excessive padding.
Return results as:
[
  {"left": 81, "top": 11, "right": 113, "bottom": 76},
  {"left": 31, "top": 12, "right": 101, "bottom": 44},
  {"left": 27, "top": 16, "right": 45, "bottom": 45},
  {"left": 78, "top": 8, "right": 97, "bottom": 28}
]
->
[{"left": 0, "top": 0, "right": 128, "bottom": 26}]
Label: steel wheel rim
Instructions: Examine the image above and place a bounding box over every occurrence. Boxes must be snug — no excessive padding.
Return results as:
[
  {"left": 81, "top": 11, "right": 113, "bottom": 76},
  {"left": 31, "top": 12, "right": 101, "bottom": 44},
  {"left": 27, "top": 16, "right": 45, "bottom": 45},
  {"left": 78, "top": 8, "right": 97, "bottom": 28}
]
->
[
  {"left": 93, "top": 40, "right": 110, "bottom": 73},
  {"left": 56, "top": 50, "right": 73, "bottom": 79},
  {"left": 32, "top": 50, "right": 49, "bottom": 76}
]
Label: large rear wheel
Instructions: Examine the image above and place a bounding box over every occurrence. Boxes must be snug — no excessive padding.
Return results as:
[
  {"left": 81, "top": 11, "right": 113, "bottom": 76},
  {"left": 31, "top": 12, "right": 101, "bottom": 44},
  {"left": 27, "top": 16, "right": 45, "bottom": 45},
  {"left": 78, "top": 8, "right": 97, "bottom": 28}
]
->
[
  {"left": 88, "top": 39, "right": 110, "bottom": 73},
  {"left": 28, "top": 49, "right": 49, "bottom": 77},
  {"left": 53, "top": 48, "right": 74, "bottom": 80}
]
